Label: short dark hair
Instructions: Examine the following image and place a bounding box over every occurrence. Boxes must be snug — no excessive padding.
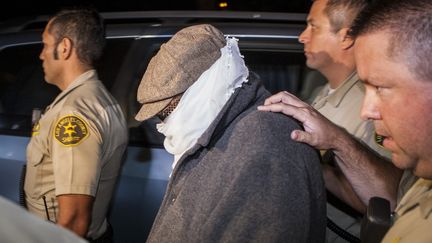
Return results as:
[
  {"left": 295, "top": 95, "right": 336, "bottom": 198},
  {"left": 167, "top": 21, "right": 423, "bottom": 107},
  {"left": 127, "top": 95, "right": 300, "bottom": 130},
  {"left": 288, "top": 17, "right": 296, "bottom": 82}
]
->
[
  {"left": 322, "top": 0, "right": 368, "bottom": 32},
  {"left": 350, "top": 0, "right": 432, "bottom": 81},
  {"left": 48, "top": 7, "right": 106, "bottom": 67}
]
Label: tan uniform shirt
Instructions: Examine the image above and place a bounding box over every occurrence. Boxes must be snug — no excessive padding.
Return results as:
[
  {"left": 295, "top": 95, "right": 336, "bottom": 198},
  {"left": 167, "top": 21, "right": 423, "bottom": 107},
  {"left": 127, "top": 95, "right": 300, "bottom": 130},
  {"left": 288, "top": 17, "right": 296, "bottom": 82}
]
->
[
  {"left": 24, "top": 70, "right": 128, "bottom": 239},
  {"left": 382, "top": 178, "right": 432, "bottom": 243},
  {"left": 312, "top": 72, "right": 390, "bottom": 158}
]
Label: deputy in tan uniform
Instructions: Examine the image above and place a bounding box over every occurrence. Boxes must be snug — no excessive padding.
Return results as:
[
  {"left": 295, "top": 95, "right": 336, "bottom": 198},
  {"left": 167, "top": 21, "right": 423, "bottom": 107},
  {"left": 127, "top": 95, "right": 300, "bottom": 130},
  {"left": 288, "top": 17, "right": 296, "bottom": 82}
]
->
[
  {"left": 261, "top": 0, "right": 415, "bottom": 241},
  {"left": 24, "top": 8, "right": 128, "bottom": 241},
  {"left": 351, "top": 0, "right": 432, "bottom": 241},
  {"left": 261, "top": 0, "right": 432, "bottom": 241}
]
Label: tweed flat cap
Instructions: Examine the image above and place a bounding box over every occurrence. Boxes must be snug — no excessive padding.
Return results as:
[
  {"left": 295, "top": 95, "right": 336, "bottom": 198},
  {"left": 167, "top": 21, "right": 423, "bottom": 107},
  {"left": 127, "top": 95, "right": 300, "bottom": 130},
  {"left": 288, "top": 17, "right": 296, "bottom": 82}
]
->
[{"left": 135, "top": 24, "right": 226, "bottom": 121}]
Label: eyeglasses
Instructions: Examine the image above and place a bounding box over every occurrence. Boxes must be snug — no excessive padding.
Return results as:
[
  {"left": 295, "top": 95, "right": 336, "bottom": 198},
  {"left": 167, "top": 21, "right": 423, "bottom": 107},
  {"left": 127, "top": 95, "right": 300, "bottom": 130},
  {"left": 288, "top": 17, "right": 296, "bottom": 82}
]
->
[{"left": 157, "top": 94, "right": 182, "bottom": 121}]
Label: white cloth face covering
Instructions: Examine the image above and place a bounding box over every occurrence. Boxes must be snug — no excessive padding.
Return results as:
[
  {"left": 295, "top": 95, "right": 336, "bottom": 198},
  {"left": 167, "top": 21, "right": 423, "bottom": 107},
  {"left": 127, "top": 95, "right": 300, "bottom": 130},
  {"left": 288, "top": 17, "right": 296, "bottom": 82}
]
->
[{"left": 157, "top": 37, "right": 249, "bottom": 170}]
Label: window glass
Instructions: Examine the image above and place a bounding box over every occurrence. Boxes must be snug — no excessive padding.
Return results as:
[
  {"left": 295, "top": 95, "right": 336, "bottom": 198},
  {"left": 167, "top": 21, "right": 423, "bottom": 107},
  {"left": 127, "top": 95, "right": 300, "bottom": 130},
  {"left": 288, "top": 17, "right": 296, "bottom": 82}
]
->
[
  {"left": 0, "top": 36, "right": 312, "bottom": 146},
  {"left": 0, "top": 44, "right": 56, "bottom": 116},
  {"left": 98, "top": 38, "right": 134, "bottom": 90},
  {"left": 0, "top": 38, "right": 133, "bottom": 136},
  {"left": 0, "top": 43, "right": 54, "bottom": 135},
  {"left": 242, "top": 49, "right": 306, "bottom": 94}
]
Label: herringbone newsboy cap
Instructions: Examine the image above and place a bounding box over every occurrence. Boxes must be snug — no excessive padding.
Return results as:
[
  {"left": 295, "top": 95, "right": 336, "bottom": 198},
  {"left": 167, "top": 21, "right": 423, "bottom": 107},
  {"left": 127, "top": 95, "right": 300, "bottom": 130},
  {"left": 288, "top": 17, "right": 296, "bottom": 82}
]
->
[{"left": 135, "top": 24, "right": 226, "bottom": 121}]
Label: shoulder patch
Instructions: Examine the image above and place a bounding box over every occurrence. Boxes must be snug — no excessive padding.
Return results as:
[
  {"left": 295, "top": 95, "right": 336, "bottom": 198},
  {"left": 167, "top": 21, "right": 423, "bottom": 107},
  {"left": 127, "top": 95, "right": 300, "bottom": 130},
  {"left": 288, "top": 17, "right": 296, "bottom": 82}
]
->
[
  {"left": 54, "top": 115, "right": 90, "bottom": 146},
  {"left": 390, "top": 237, "right": 400, "bottom": 243},
  {"left": 32, "top": 122, "right": 40, "bottom": 136}
]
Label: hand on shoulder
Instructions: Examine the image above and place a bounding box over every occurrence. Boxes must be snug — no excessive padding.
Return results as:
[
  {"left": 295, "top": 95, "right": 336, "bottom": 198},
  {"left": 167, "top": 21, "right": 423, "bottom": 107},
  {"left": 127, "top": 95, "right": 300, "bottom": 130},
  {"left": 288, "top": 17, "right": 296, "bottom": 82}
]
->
[{"left": 257, "top": 91, "right": 348, "bottom": 150}]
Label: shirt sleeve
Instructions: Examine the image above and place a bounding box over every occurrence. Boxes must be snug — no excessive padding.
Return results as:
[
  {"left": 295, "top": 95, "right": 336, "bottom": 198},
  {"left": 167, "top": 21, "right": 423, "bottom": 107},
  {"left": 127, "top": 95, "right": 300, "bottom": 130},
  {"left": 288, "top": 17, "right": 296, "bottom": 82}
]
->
[{"left": 50, "top": 109, "right": 103, "bottom": 197}]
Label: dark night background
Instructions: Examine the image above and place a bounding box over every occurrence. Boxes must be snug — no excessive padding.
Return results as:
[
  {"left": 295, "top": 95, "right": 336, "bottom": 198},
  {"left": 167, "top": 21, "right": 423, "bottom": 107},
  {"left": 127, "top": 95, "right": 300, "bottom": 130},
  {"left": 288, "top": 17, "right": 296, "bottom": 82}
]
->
[{"left": 3, "top": 0, "right": 311, "bottom": 21}]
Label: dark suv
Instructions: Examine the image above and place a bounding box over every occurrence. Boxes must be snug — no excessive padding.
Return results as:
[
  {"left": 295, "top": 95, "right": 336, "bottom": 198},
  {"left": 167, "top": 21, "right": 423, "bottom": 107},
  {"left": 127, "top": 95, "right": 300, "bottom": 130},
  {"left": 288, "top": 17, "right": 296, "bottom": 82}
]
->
[{"left": 0, "top": 11, "right": 325, "bottom": 242}]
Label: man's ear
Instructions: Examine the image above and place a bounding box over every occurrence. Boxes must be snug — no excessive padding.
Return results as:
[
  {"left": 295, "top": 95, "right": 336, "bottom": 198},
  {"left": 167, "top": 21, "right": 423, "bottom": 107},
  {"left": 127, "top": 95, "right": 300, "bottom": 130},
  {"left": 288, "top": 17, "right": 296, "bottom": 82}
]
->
[
  {"left": 338, "top": 27, "right": 354, "bottom": 50},
  {"left": 58, "top": 37, "right": 73, "bottom": 60}
]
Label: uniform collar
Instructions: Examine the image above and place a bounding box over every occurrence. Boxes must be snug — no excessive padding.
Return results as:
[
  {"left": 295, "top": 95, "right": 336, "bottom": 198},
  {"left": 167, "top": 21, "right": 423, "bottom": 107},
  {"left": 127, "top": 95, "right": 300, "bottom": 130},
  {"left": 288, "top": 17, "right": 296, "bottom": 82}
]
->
[
  {"left": 62, "top": 69, "right": 98, "bottom": 94},
  {"left": 313, "top": 72, "right": 360, "bottom": 109},
  {"left": 419, "top": 189, "right": 432, "bottom": 219},
  {"left": 396, "top": 178, "right": 432, "bottom": 219},
  {"left": 46, "top": 70, "right": 98, "bottom": 112}
]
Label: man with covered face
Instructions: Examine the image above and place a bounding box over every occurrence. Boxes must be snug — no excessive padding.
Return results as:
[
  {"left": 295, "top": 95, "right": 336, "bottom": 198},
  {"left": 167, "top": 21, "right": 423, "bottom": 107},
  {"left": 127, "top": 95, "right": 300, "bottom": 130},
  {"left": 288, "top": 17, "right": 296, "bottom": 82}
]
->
[{"left": 135, "top": 24, "right": 326, "bottom": 242}]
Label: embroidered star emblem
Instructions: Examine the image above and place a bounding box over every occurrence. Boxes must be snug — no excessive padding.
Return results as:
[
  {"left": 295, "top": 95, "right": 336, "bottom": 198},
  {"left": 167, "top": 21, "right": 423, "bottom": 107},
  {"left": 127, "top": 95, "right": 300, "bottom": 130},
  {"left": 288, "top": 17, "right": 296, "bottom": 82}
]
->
[{"left": 63, "top": 122, "right": 77, "bottom": 137}]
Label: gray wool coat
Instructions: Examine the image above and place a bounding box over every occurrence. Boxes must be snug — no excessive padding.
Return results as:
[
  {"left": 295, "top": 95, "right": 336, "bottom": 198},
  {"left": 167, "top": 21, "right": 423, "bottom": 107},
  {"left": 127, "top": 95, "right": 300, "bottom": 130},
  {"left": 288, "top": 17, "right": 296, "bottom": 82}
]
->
[{"left": 146, "top": 74, "right": 326, "bottom": 243}]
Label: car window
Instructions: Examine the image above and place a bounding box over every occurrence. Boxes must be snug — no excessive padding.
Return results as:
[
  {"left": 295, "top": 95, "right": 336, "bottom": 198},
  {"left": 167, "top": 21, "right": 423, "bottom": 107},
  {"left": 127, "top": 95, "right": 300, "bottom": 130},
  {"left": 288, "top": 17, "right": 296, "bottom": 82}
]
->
[
  {"left": 98, "top": 38, "right": 134, "bottom": 91},
  {"left": 0, "top": 34, "right": 310, "bottom": 146},
  {"left": 0, "top": 38, "right": 132, "bottom": 136},
  {"left": 243, "top": 49, "right": 306, "bottom": 94},
  {"left": 0, "top": 43, "right": 55, "bottom": 135}
]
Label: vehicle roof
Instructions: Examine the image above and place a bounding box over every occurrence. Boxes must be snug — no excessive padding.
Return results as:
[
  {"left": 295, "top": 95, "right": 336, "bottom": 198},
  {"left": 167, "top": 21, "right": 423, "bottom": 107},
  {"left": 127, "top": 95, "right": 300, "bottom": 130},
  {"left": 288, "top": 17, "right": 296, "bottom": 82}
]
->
[
  {"left": 0, "top": 10, "right": 306, "bottom": 33},
  {"left": 0, "top": 11, "right": 306, "bottom": 50}
]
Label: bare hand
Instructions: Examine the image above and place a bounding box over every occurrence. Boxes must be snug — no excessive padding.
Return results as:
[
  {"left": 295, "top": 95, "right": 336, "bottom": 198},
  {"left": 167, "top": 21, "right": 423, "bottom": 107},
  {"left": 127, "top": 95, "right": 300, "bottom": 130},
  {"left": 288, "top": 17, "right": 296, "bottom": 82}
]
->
[{"left": 257, "top": 91, "right": 345, "bottom": 150}]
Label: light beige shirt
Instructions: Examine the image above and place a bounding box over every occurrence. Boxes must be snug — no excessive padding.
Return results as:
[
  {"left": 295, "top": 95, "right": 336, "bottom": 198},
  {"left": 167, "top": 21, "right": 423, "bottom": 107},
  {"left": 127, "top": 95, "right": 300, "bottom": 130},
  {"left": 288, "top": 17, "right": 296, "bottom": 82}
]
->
[
  {"left": 24, "top": 70, "right": 128, "bottom": 239},
  {"left": 382, "top": 178, "right": 432, "bottom": 243},
  {"left": 312, "top": 72, "right": 390, "bottom": 159}
]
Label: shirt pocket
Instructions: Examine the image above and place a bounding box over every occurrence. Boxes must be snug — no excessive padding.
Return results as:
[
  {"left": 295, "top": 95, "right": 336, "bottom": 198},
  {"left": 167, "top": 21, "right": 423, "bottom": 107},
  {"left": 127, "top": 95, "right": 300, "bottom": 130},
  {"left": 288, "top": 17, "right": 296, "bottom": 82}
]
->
[{"left": 24, "top": 148, "right": 46, "bottom": 199}]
